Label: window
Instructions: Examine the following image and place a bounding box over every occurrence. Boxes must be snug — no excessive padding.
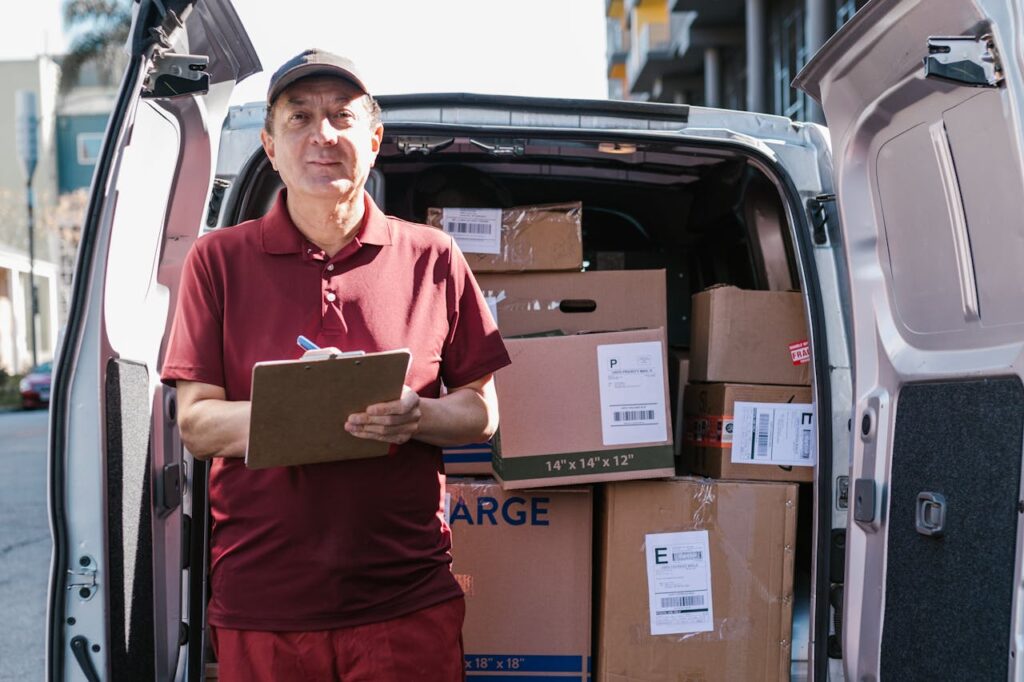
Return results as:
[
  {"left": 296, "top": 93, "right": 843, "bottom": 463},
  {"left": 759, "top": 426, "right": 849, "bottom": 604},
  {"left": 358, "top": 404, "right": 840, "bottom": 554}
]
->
[
  {"left": 835, "top": 0, "right": 869, "bottom": 29},
  {"left": 76, "top": 132, "right": 104, "bottom": 165},
  {"left": 770, "top": 0, "right": 809, "bottom": 121}
]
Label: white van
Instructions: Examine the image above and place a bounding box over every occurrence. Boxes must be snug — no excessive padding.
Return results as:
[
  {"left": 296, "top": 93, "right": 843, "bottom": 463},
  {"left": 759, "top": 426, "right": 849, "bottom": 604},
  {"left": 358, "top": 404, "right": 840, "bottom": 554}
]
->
[{"left": 46, "top": 0, "right": 1024, "bottom": 679}]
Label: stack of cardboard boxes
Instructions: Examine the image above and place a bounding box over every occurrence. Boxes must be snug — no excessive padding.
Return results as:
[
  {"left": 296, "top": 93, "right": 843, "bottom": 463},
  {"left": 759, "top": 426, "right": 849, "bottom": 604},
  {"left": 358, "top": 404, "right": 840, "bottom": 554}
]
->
[{"left": 430, "top": 203, "right": 813, "bottom": 681}]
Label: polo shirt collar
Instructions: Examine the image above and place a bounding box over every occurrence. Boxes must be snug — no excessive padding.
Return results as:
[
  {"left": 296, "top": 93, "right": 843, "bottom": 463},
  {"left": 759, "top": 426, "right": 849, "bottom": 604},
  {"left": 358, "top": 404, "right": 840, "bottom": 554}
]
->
[{"left": 260, "top": 189, "right": 392, "bottom": 255}]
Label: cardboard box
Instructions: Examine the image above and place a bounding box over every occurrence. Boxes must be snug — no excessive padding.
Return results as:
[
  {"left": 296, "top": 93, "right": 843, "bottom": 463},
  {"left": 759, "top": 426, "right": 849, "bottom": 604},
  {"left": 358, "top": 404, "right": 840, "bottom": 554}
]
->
[
  {"left": 690, "top": 285, "right": 811, "bottom": 386},
  {"left": 597, "top": 477, "right": 798, "bottom": 682},
  {"left": 426, "top": 203, "right": 583, "bottom": 273},
  {"left": 443, "top": 442, "right": 494, "bottom": 476},
  {"left": 447, "top": 479, "right": 592, "bottom": 681},
  {"left": 668, "top": 349, "right": 690, "bottom": 457},
  {"left": 683, "top": 383, "right": 814, "bottom": 483},
  {"left": 493, "top": 328, "right": 675, "bottom": 489},
  {"left": 476, "top": 270, "right": 667, "bottom": 338}
]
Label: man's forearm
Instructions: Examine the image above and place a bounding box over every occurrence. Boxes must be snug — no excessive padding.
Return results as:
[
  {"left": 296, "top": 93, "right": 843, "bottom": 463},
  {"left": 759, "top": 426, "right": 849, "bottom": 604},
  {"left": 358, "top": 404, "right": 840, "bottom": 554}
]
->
[
  {"left": 179, "top": 398, "right": 251, "bottom": 459},
  {"left": 416, "top": 387, "right": 497, "bottom": 447}
]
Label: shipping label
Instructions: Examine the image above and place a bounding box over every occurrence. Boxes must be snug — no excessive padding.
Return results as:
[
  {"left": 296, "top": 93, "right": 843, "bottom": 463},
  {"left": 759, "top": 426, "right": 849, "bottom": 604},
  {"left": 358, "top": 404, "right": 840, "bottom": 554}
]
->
[
  {"left": 596, "top": 341, "right": 668, "bottom": 446},
  {"left": 645, "top": 530, "right": 714, "bottom": 635},
  {"left": 731, "top": 401, "right": 815, "bottom": 467},
  {"left": 441, "top": 208, "right": 502, "bottom": 255}
]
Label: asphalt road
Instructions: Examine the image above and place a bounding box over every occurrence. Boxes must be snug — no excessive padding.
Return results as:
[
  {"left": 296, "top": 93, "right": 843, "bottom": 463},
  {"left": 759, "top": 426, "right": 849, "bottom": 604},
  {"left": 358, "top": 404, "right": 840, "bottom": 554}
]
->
[{"left": 0, "top": 409, "right": 51, "bottom": 681}]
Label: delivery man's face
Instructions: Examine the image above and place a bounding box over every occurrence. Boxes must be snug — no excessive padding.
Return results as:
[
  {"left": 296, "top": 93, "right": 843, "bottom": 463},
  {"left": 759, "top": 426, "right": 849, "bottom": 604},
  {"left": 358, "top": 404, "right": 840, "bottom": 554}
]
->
[{"left": 261, "top": 77, "right": 383, "bottom": 203}]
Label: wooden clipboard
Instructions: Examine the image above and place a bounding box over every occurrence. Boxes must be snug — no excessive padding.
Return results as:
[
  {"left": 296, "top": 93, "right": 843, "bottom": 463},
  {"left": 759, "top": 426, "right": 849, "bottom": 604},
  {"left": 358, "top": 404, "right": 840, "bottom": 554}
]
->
[{"left": 245, "top": 349, "right": 412, "bottom": 469}]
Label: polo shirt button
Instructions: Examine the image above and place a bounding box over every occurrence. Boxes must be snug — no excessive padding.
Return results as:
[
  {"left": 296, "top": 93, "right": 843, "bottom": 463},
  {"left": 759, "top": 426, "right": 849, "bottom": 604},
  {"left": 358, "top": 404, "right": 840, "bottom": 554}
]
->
[
  {"left": 326, "top": 264, "right": 335, "bottom": 272},
  {"left": 326, "top": 293, "right": 337, "bottom": 302}
]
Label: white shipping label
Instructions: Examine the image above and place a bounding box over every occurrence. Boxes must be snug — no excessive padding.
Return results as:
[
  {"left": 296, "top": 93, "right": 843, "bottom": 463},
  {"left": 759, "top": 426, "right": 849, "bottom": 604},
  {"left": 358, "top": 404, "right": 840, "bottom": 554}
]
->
[
  {"left": 645, "top": 530, "right": 714, "bottom": 636},
  {"left": 596, "top": 341, "right": 668, "bottom": 446},
  {"left": 441, "top": 208, "right": 502, "bottom": 255},
  {"left": 731, "top": 401, "right": 815, "bottom": 467}
]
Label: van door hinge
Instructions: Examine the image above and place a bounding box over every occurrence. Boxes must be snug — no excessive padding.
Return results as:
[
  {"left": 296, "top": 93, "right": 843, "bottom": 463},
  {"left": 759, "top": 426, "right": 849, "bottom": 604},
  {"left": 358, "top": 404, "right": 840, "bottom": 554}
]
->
[
  {"left": 807, "top": 193, "right": 835, "bottom": 246},
  {"left": 469, "top": 139, "right": 526, "bottom": 157},
  {"left": 143, "top": 52, "right": 210, "bottom": 99},
  {"left": 67, "top": 556, "right": 98, "bottom": 601},
  {"left": 395, "top": 137, "right": 455, "bottom": 156},
  {"left": 925, "top": 35, "right": 1004, "bottom": 87}
]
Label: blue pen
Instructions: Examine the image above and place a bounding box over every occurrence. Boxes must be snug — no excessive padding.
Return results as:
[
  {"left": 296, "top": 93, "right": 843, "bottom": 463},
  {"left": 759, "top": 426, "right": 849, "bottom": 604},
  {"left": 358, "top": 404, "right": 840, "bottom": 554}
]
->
[{"left": 297, "top": 335, "right": 320, "bottom": 351}]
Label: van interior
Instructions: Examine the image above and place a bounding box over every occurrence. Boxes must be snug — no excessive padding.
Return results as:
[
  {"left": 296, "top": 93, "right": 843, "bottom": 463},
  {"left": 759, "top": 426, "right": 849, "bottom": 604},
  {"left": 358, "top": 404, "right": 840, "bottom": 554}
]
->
[{"left": 214, "top": 125, "right": 822, "bottom": 680}]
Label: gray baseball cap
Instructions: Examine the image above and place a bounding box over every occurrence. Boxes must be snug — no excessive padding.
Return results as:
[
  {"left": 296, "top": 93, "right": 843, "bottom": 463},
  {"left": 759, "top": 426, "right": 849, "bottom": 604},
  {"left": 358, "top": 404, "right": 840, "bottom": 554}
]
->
[{"left": 267, "top": 49, "right": 370, "bottom": 104}]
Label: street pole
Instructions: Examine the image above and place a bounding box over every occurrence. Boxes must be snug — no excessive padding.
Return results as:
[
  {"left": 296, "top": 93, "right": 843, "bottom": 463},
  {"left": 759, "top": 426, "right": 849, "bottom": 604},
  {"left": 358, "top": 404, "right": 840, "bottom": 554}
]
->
[
  {"left": 26, "top": 180, "right": 37, "bottom": 369},
  {"left": 15, "top": 90, "right": 39, "bottom": 370}
]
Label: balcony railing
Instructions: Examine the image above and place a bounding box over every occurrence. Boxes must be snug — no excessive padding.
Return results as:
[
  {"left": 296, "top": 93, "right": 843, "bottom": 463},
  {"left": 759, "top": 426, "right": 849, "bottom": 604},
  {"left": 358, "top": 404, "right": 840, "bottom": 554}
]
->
[
  {"left": 626, "top": 20, "right": 672, "bottom": 89},
  {"left": 606, "top": 19, "right": 624, "bottom": 62}
]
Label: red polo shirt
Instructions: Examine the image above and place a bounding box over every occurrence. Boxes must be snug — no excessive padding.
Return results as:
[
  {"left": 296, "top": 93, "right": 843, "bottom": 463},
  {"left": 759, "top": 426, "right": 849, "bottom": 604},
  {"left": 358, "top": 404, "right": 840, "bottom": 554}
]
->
[{"left": 161, "top": 190, "right": 510, "bottom": 631}]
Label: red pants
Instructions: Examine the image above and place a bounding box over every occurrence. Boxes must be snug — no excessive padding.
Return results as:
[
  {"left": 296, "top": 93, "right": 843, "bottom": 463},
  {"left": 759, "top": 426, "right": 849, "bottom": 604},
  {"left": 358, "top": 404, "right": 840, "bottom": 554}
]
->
[{"left": 210, "top": 597, "right": 465, "bottom": 682}]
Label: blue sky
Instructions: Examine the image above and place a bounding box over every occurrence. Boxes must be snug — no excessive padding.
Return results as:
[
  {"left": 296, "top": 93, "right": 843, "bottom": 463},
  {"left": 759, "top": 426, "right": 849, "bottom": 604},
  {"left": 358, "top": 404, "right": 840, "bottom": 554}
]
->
[{"left": 2, "top": 0, "right": 609, "bottom": 103}]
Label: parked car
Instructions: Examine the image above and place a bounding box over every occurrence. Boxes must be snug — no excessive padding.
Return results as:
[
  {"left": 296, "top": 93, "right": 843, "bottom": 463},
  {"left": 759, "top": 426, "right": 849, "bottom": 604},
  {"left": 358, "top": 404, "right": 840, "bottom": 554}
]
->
[
  {"left": 44, "top": 0, "right": 1024, "bottom": 680},
  {"left": 19, "top": 361, "right": 51, "bottom": 410}
]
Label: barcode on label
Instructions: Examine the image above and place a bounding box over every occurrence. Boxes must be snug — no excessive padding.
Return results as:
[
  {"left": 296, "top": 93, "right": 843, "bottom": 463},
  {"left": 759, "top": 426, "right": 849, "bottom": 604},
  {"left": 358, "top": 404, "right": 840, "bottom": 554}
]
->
[
  {"left": 444, "top": 221, "right": 495, "bottom": 235},
  {"left": 614, "top": 409, "right": 656, "bottom": 423},
  {"left": 755, "top": 412, "right": 771, "bottom": 457},
  {"left": 672, "top": 550, "right": 702, "bottom": 561},
  {"left": 801, "top": 430, "right": 811, "bottom": 459},
  {"left": 661, "top": 595, "right": 705, "bottom": 609}
]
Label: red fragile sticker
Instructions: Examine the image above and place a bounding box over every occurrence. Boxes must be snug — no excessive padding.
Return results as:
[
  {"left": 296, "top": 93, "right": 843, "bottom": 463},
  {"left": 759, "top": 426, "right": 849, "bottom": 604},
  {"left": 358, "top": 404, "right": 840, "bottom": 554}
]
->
[{"left": 789, "top": 340, "right": 811, "bottom": 365}]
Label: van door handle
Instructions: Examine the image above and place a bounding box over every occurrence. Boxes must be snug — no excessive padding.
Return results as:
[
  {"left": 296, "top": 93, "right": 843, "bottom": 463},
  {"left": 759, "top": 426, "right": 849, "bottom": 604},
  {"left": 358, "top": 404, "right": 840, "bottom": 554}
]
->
[{"left": 916, "top": 492, "right": 947, "bottom": 537}]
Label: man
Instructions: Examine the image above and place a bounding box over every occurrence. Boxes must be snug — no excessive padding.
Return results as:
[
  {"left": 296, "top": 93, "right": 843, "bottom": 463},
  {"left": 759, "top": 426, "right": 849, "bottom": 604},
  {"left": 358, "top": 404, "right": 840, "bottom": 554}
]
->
[{"left": 161, "top": 49, "right": 510, "bottom": 682}]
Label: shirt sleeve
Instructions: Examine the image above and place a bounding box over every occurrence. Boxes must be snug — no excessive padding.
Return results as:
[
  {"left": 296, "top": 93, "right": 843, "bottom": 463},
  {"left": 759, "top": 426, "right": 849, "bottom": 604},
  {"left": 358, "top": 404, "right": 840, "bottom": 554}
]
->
[
  {"left": 160, "top": 240, "right": 226, "bottom": 388},
  {"left": 440, "top": 241, "right": 511, "bottom": 389}
]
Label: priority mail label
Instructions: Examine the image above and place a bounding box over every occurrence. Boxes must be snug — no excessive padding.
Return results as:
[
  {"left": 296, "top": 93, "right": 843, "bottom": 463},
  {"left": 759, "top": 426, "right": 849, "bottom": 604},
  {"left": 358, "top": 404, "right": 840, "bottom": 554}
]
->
[
  {"left": 731, "top": 401, "right": 815, "bottom": 467},
  {"left": 441, "top": 208, "right": 502, "bottom": 255},
  {"left": 645, "top": 530, "right": 714, "bottom": 635},
  {"left": 597, "top": 341, "right": 668, "bottom": 447},
  {"left": 789, "top": 340, "right": 811, "bottom": 365}
]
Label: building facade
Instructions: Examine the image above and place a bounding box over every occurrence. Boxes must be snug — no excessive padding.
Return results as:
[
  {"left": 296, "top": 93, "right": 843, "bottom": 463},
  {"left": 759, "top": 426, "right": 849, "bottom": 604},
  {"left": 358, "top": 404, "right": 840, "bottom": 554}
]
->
[
  {"left": 0, "top": 56, "right": 114, "bottom": 374},
  {"left": 0, "top": 57, "right": 63, "bottom": 374},
  {"left": 606, "top": 0, "right": 870, "bottom": 122}
]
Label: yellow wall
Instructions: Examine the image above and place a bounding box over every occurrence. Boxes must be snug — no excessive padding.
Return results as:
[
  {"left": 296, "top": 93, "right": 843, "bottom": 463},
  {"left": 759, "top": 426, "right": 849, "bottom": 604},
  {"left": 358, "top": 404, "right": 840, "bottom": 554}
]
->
[
  {"left": 634, "top": 0, "right": 669, "bottom": 26},
  {"left": 607, "top": 0, "right": 623, "bottom": 20}
]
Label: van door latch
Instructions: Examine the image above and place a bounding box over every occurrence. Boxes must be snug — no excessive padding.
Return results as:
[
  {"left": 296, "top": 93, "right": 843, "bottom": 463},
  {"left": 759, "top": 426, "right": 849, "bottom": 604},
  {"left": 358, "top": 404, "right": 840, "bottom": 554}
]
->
[
  {"left": 916, "top": 492, "right": 947, "bottom": 537},
  {"left": 144, "top": 53, "right": 211, "bottom": 99},
  {"left": 925, "top": 35, "right": 1003, "bottom": 87}
]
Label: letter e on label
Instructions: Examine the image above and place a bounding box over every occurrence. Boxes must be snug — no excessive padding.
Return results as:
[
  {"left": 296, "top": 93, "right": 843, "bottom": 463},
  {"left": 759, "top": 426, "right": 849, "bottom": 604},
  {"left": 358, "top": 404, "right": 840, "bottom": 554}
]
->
[{"left": 655, "top": 547, "right": 668, "bottom": 564}]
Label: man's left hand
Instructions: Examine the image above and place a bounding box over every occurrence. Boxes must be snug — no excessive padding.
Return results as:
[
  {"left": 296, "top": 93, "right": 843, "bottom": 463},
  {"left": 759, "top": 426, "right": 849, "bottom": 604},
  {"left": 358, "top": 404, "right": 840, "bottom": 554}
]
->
[{"left": 345, "top": 385, "right": 422, "bottom": 444}]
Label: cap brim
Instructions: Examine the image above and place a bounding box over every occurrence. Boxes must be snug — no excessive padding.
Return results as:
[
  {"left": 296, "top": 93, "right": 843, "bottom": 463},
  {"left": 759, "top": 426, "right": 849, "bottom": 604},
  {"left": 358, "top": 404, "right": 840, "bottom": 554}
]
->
[{"left": 267, "top": 64, "right": 369, "bottom": 104}]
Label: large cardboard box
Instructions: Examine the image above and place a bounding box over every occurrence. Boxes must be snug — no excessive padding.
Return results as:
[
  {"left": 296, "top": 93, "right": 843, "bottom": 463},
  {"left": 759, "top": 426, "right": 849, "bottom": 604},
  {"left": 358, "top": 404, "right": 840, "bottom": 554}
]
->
[
  {"left": 426, "top": 203, "right": 583, "bottom": 273},
  {"left": 447, "top": 479, "right": 592, "bottom": 681},
  {"left": 683, "top": 383, "right": 814, "bottom": 483},
  {"left": 476, "top": 270, "right": 667, "bottom": 337},
  {"left": 597, "top": 477, "right": 798, "bottom": 682},
  {"left": 690, "top": 285, "right": 811, "bottom": 386},
  {"left": 493, "top": 328, "right": 675, "bottom": 489},
  {"left": 444, "top": 270, "right": 667, "bottom": 476}
]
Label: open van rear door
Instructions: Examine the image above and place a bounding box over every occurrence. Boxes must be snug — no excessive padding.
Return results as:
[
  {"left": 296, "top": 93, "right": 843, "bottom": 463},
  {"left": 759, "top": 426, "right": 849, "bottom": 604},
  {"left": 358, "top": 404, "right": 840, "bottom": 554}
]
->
[
  {"left": 795, "top": 0, "right": 1024, "bottom": 678},
  {"left": 47, "top": 1, "right": 259, "bottom": 680}
]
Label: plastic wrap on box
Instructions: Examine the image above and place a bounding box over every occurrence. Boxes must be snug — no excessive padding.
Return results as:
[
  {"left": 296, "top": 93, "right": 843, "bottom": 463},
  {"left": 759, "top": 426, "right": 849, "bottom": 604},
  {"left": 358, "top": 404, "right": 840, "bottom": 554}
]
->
[
  {"left": 597, "top": 476, "right": 798, "bottom": 681},
  {"left": 426, "top": 202, "right": 583, "bottom": 273}
]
